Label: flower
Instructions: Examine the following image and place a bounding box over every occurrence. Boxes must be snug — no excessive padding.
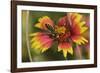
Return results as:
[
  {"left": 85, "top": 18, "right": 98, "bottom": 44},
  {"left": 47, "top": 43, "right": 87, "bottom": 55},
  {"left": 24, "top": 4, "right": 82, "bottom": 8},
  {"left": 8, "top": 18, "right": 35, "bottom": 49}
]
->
[{"left": 30, "top": 13, "right": 88, "bottom": 58}]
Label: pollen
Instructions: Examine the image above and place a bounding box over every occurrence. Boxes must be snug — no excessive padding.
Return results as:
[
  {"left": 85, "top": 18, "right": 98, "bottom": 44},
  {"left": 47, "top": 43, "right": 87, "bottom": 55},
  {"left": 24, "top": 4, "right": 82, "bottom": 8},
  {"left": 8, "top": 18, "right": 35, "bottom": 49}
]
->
[{"left": 55, "top": 26, "right": 66, "bottom": 34}]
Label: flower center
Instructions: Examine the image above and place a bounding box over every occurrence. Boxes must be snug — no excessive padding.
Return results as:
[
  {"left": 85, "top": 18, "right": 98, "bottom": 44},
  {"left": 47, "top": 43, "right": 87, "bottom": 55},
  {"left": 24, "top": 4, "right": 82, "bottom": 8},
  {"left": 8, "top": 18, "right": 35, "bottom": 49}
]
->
[
  {"left": 55, "top": 25, "right": 71, "bottom": 42},
  {"left": 55, "top": 26, "right": 66, "bottom": 34}
]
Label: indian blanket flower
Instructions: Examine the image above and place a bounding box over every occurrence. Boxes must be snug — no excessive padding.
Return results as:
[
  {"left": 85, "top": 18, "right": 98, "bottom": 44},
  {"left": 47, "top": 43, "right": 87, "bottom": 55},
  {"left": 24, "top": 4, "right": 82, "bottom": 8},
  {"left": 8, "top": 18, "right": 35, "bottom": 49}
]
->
[{"left": 30, "top": 13, "right": 88, "bottom": 58}]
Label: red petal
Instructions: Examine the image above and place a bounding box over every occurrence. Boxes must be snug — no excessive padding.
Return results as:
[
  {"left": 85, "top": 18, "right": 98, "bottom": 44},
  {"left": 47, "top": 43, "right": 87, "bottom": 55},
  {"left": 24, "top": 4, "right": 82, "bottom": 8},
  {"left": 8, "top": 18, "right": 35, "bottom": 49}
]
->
[{"left": 58, "top": 16, "right": 67, "bottom": 26}]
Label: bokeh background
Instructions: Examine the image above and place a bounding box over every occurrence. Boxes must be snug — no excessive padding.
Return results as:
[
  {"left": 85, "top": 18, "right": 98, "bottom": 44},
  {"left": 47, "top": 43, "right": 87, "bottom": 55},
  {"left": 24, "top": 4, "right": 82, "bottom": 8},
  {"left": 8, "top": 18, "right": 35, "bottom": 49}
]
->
[{"left": 22, "top": 10, "right": 90, "bottom": 62}]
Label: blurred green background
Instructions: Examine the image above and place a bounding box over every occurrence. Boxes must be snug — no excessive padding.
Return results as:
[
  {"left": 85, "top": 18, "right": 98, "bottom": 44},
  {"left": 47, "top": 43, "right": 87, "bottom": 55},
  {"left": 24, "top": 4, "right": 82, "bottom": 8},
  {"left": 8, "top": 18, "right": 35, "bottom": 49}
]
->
[{"left": 22, "top": 10, "right": 90, "bottom": 62}]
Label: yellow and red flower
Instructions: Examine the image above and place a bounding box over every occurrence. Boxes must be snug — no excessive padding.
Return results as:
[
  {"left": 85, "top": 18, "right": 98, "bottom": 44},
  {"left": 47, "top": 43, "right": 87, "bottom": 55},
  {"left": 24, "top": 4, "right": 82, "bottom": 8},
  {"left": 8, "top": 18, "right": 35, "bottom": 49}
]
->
[{"left": 30, "top": 13, "right": 88, "bottom": 58}]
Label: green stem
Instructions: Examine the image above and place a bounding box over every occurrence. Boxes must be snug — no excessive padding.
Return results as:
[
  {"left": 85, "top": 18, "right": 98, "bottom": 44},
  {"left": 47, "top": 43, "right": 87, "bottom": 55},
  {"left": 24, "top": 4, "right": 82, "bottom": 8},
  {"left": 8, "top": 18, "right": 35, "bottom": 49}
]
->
[{"left": 26, "top": 10, "right": 32, "bottom": 62}]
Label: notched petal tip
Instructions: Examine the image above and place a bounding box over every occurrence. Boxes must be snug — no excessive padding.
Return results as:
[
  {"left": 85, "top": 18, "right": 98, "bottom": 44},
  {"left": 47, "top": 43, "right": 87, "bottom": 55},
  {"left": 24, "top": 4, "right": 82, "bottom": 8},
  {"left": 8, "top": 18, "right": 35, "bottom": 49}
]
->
[
  {"left": 58, "top": 42, "right": 73, "bottom": 58},
  {"left": 67, "top": 47, "right": 73, "bottom": 55},
  {"left": 72, "top": 36, "right": 88, "bottom": 45},
  {"left": 63, "top": 49, "right": 68, "bottom": 58},
  {"left": 41, "top": 48, "right": 49, "bottom": 53}
]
